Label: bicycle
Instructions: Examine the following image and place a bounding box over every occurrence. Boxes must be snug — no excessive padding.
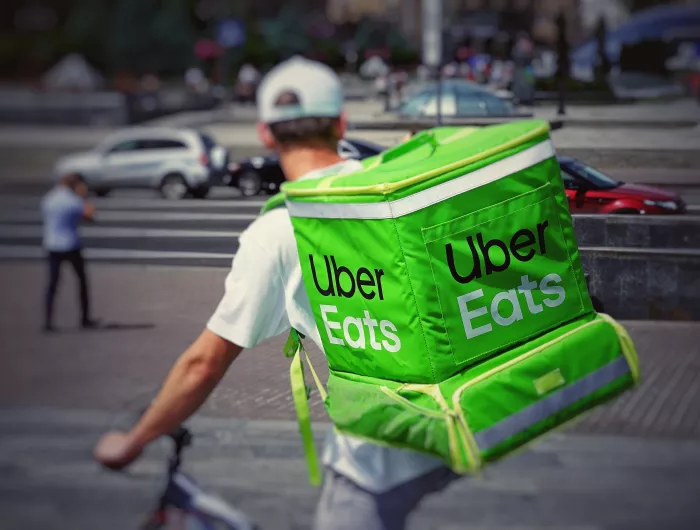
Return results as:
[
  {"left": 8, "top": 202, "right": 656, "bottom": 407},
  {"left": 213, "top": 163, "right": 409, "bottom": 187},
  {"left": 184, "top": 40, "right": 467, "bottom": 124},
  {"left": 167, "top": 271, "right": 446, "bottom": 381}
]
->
[{"left": 139, "top": 425, "right": 258, "bottom": 530}]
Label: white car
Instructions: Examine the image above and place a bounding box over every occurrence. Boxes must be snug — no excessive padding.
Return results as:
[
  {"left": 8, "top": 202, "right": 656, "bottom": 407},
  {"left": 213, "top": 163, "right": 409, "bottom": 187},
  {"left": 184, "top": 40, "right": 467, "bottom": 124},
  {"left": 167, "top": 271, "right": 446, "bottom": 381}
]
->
[{"left": 54, "top": 127, "right": 229, "bottom": 199}]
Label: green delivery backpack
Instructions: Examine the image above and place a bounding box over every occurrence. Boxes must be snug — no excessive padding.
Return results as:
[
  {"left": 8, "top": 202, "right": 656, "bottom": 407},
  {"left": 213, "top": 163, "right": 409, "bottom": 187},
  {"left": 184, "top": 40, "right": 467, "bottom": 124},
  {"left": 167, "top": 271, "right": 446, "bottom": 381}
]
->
[{"left": 261, "top": 120, "right": 640, "bottom": 486}]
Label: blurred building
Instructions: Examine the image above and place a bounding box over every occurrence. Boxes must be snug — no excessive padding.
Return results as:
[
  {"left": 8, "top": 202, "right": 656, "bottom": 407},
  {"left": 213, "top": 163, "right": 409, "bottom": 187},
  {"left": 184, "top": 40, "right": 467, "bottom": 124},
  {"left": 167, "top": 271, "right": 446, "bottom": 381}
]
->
[
  {"left": 246, "top": 0, "right": 328, "bottom": 17},
  {"left": 327, "top": 0, "right": 583, "bottom": 50},
  {"left": 327, "top": 0, "right": 402, "bottom": 23}
]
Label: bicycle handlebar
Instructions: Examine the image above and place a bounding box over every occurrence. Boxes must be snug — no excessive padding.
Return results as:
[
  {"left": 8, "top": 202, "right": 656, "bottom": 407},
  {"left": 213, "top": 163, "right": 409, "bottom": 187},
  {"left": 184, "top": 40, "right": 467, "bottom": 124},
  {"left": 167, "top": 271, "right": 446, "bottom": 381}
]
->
[{"left": 170, "top": 425, "right": 192, "bottom": 449}]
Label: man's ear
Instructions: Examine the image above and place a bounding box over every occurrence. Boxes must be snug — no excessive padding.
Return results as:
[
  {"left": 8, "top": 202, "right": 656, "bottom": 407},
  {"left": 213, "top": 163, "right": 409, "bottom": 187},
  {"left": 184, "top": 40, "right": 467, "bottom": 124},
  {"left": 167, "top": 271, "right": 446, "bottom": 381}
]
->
[
  {"left": 257, "top": 123, "right": 276, "bottom": 150},
  {"left": 335, "top": 112, "right": 348, "bottom": 140}
]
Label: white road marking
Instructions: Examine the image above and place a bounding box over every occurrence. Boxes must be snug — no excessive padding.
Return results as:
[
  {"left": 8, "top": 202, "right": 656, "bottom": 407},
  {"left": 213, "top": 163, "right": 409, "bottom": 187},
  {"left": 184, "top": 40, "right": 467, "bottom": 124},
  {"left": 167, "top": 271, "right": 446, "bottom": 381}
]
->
[
  {"left": 0, "top": 196, "right": 267, "bottom": 210},
  {"left": 0, "top": 225, "right": 242, "bottom": 239},
  {"left": 0, "top": 211, "right": 258, "bottom": 222},
  {"left": 0, "top": 245, "right": 234, "bottom": 261}
]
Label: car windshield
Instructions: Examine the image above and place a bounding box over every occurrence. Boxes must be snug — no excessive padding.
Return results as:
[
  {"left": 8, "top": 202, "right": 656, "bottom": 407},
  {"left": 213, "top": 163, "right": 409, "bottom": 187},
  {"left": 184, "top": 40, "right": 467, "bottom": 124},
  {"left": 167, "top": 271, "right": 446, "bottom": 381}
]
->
[{"left": 568, "top": 160, "right": 620, "bottom": 189}]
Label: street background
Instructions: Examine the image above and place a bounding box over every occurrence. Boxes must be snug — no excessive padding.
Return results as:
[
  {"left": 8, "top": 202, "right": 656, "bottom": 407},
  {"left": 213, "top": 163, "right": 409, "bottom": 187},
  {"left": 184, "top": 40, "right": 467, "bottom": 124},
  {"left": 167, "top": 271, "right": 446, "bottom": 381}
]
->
[{"left": 1, "top": 0, "right": 700, "bottom": 529}]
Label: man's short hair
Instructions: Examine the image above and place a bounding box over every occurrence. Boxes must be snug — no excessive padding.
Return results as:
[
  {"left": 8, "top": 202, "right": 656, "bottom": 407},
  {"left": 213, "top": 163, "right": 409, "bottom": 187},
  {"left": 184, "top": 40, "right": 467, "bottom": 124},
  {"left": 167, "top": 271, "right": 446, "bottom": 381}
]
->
[
  {"left": 268, "top": 88, "right": 339, "bottom": 147},
  {"left": 269, "top": 117, "right": 339, "bottom": 147}
]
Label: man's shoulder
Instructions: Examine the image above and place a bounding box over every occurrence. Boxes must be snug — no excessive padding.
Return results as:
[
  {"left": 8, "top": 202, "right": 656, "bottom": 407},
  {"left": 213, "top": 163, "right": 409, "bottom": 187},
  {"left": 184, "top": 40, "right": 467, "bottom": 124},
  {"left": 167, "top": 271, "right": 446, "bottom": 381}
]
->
[{"left": 240, "top": 207, "right": 294, "bottom": 251}]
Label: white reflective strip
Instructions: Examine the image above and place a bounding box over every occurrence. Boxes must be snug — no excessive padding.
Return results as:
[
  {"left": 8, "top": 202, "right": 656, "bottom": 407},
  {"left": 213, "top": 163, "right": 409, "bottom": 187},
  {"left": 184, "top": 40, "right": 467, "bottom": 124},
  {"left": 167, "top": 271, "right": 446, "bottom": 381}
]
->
[
  {"left": 287, "top": 140, "right": 556, "bottom": 220},
  {"left": 286, "top": 199, "right": 392, "bottom": 220},
  {"left": 474, "top": 356, "right": 631, "bottom": 451}
]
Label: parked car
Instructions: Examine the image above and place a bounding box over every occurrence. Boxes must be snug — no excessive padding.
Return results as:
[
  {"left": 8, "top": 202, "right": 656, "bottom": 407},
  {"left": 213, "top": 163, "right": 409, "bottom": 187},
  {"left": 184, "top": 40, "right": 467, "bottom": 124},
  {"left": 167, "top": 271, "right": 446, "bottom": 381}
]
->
[
  {"left": 54, "top": 127, "right": 229, "bottom": 200},
  {"left": 227, "top": 136, "right": 685, "bottom": 214},
  {"left": 226, "top": 137, "right": 387, "bottom": 196},
  {"left": 397, "top": 79, "right": 523, "bottom": 118},
  {"left": 560, "top": 157, "right": 686, "bottom": 215}
]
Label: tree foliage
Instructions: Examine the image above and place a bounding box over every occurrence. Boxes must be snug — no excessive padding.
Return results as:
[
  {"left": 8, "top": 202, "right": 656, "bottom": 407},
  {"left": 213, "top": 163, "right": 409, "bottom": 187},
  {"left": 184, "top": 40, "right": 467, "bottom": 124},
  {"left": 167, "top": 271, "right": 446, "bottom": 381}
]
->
[{"left": 64, "top": 0, "right": 198, "bottom": 75}]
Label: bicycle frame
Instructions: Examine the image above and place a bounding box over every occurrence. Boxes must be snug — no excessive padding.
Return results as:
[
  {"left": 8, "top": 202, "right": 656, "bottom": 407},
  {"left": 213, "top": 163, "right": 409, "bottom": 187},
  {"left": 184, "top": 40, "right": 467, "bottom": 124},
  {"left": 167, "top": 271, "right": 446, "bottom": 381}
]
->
[{"left": 142, "top": 427, "right": 257, "bottom": 530}]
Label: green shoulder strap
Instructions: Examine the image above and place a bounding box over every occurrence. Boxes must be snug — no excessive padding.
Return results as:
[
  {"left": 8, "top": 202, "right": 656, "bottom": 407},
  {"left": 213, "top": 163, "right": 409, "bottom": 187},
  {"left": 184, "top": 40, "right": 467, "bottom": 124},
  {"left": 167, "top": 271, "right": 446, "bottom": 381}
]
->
[
  {"left": 284, "top": 329, "right": 327, "bottom": 486},
  {"left": 260, "top": 192, "right": 286, "bottom": 215},
  {"left": 262, "top": 193, "right": 328, "bottom": 486}
]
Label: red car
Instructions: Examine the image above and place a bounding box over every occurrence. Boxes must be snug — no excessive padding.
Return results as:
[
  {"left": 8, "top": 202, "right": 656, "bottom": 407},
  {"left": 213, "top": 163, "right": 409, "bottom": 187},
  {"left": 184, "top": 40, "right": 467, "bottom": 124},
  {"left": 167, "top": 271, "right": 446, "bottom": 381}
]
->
[{"left": 560, "top": 157, "right": 686, "bottom": 215}]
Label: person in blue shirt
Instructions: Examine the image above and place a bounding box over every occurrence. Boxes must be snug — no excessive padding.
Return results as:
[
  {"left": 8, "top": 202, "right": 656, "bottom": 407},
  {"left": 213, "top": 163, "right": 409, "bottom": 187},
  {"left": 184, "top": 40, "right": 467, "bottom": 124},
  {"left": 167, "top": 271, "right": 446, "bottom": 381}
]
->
[{"left": 41, "top": 173, "right": 98, "bottom": 332}]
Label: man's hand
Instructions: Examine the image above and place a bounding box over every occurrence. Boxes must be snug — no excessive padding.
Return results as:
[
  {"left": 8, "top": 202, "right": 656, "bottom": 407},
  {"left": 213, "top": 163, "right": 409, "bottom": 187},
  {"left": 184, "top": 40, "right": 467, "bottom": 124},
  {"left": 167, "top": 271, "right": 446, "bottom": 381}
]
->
[
  {"left": 94, "top": 431, "right": 143, "bottom": 470},
  {"left": 82, "top": 201, "right": 96, "bottom": 222}
]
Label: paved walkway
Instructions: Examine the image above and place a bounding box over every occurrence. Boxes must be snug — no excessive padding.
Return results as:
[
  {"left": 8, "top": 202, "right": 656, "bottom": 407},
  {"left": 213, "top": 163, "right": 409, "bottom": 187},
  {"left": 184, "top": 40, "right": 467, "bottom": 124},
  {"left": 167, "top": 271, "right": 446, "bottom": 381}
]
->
[
  {"left": 0, "top": 262, "right": 699, "bottom": 528},
  {"left": 0, "top": 407, "right": 699, "bottom": 530},
  {"left": 1, "top": 263, "right": 698, "bottom": 437}
]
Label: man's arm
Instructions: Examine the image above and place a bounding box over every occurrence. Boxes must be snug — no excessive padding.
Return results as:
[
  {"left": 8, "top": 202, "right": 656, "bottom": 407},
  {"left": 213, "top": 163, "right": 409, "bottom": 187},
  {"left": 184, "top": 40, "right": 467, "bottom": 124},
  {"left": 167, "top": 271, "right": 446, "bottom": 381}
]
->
[{"left": 94, "top": 329, "right": 243, "bottom": 469}]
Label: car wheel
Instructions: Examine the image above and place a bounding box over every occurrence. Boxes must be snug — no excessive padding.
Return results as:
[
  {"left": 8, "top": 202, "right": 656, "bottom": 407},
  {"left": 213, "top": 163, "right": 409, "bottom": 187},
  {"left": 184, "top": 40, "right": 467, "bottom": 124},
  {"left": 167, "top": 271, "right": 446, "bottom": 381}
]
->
[
  {"left": 237, "top": 170, "right": 262, "bottom": 197},
  {"left": 94, "top": 187, "right": 110, "bottom": 197},
  {"left": 160, "top": 174, "right": 189, "bottom": 200},
  {"left": 613, "top": 208, "right": 641, "bottom": 215}
]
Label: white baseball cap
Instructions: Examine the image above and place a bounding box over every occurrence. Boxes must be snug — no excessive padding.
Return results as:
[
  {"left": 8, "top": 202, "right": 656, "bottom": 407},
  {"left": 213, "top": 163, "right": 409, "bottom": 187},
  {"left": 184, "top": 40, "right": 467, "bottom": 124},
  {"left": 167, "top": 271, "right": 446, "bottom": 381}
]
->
[{"left": 257, "top": 56, "right": 343, "bottom": 124}]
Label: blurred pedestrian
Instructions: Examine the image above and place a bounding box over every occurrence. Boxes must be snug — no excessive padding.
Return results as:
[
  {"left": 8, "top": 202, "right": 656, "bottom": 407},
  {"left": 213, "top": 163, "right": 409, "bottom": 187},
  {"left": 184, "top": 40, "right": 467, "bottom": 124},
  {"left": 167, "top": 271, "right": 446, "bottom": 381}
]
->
[
  {"left": 41, "top": 173, "right": 99, "bottom": 332},
  {"left": 235, "top": 63, "right": 260, "bottom": 104}
]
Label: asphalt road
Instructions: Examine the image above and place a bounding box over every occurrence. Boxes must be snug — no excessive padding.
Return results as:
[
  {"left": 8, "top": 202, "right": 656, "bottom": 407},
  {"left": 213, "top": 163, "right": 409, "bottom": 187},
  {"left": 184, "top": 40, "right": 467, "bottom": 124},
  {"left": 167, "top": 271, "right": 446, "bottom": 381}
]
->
[
  {"left": 0, "top": 188, "right": 261, "bottom": 267},
  {"left": 0, "top": 185, "right": 699, "bottom": 269}
]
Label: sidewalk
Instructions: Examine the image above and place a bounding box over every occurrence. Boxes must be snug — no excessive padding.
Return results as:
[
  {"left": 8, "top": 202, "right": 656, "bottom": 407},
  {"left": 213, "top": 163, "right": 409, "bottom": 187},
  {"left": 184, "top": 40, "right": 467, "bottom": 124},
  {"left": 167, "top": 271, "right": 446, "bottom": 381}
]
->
[
  {"left": 1, "top": 99, "right": 699, "bottom": 149},
  {"left": 206, "top": 99, "right": 700, "bottom": 127},
  {"left": 0, "top": 263, "right": 699, "bottom": 528},
  {"left": 1, "top": 262, "right": 698, "bottom": 436},
  {"left": 0, "top": 407, "right": 699, "bottom": 530}
]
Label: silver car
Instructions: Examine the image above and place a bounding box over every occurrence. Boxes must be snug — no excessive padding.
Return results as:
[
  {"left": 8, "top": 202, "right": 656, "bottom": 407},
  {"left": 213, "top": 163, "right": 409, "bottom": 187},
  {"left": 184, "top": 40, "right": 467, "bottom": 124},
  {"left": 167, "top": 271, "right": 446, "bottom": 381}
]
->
[
  {"left": 398, "top": 79, "right": 518, "bottom": 118},
  {"left": 54, "top": 127, "right": 228, "bottom": 199}
]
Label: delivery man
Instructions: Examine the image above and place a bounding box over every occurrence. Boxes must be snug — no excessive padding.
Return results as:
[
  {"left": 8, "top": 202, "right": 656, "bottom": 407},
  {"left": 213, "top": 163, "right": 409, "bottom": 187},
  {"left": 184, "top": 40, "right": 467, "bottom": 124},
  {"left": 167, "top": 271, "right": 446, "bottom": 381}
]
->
[{"left": 94, "top": 57, "right": 457, "bottom": 530}]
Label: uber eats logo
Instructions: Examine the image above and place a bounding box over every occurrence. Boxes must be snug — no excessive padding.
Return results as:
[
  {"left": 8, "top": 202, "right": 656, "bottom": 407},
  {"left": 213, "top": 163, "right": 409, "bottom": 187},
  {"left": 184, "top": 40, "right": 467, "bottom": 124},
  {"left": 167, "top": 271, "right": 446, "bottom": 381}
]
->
[
  {"left": 444, "top": 220, "right": 567, "bottom": 340},
  {"left": 309, "top": 255, "right": 401, "bottom": 353}
]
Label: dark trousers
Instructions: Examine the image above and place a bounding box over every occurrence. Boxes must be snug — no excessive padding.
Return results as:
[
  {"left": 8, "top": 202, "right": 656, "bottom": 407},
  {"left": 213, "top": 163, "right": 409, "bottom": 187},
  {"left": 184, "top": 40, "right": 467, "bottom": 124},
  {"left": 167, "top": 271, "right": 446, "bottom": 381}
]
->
[{"left": 45, "top": 248, "right": 91, "bottom": 327}]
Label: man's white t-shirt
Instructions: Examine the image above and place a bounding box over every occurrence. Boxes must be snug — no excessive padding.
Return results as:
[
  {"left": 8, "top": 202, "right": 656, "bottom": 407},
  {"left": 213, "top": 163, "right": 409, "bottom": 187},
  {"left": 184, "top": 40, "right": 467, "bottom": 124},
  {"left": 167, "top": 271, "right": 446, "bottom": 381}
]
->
[{"left": 207, "top": 160, "right": 444, "bottom": 493}]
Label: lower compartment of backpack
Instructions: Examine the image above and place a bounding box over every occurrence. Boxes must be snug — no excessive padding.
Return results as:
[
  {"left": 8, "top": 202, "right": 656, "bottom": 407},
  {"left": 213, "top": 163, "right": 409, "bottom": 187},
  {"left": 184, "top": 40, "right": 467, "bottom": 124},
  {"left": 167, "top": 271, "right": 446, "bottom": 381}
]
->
[{"left": 325, "top": 312, "right": 639, "bottom": 473}]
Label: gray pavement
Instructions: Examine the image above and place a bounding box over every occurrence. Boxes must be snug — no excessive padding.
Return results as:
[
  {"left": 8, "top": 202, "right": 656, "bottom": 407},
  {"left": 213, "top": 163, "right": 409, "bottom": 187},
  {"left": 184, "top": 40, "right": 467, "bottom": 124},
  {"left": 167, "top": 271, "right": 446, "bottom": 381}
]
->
[
  {"left": 0, "top": 130, "right": 699, "bottom": 528},
  {"left": 0, "top": 260, "right": 699, "bottom": 529},
  {"left": 1, "top": 407, "right": 700, "bottom": 530},
  {"left": 1, "top": 262, "right": 699, "bottom": 431}
]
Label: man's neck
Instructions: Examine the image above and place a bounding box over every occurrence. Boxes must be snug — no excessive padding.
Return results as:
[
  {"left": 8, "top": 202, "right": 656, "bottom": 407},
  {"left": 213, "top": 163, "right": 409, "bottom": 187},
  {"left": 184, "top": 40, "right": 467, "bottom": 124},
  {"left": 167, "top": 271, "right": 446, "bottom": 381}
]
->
[{"left": 278, "top": 146, "right": 345, "bottom": 182}]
